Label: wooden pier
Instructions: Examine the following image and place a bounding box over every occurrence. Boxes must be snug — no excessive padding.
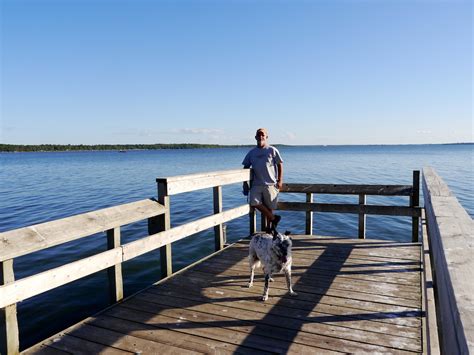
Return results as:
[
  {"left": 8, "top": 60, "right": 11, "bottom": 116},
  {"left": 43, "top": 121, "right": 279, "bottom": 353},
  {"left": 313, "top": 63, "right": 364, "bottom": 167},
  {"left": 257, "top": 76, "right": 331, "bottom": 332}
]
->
[
  {"left": 1, "top": 168, "right": 472, "bottom": 354},
  {"left": 24, "top": 235, "right": 423, "bottom": 354}
]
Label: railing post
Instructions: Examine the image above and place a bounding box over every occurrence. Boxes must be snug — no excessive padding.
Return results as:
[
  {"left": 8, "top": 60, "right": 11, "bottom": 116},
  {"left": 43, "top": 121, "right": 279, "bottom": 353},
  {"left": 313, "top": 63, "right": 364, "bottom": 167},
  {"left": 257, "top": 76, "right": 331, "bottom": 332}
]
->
[
  {"left": 305, "top": 193, "right": 313, "bottom": 235},
  {"left": 157, "top": 179, "right": 172, "bottom": 278},
  {"left": 106, "top": 227, "right": 123, "bottom": 303},
  {"left": 213, "top": 186, "right": 224, "bottom": 251},
  {"left": 358, "top": 194, "right": 366, "bottom": 239},
  {"left": 249, "top": 207, "right": 256, "bottom": 234},
  {"left": 261, "top": 214, "right": 267, "bottom": 232},
  {"left": 1, "top": 259, "right": 19, "bottom": 355},
  {"left": 411, "top": 170, "right": 420, "bottom": 242}
]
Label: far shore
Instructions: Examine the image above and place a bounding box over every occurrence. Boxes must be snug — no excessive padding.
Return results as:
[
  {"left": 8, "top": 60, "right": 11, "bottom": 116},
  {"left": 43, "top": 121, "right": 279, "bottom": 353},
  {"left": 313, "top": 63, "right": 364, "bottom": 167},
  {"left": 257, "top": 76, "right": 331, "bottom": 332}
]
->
[{"left": 0, "top": 142, "right": 472, "bottom": 153}]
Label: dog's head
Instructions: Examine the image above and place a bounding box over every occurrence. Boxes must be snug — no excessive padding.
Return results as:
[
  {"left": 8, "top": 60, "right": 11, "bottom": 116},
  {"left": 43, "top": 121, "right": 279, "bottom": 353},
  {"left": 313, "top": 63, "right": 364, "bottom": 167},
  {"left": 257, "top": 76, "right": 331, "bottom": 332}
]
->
[{"left": 273, "top": 231, "right": 292, "bottom": 263}]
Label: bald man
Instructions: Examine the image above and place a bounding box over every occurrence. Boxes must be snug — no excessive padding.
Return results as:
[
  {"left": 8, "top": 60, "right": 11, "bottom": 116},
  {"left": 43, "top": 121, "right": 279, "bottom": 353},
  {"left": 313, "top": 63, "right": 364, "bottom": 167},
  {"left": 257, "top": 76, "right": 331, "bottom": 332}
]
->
[{"left": 242, "top": 128, "right": 283, "bottom": 231}]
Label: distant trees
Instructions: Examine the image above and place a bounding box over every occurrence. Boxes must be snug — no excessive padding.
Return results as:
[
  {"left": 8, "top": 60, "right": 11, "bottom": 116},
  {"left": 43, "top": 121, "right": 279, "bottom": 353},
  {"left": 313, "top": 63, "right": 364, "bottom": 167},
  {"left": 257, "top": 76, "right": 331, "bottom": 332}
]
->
[{"left": 0, "top": 144, "right": 247, "bottom": 152}]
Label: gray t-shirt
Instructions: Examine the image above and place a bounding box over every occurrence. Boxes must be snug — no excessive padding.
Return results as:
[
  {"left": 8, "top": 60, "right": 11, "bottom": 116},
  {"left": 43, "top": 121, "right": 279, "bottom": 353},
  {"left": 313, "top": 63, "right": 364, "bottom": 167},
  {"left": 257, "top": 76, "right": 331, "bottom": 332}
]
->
[{"left": 242, "top": 145, "right": 283, "bottom": 186}]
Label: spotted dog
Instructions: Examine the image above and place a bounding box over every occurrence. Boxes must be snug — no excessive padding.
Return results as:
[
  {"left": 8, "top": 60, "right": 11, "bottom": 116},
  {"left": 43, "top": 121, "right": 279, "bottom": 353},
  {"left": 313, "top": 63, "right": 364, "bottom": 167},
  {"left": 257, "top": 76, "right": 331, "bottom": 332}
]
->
[{"left": 247, "top": 229, "right": 297, "bottom": 301}]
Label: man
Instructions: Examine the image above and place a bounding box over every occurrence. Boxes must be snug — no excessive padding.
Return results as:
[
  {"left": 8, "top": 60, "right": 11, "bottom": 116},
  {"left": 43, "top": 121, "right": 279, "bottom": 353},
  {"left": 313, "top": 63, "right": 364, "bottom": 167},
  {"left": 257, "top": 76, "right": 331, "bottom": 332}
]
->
[{"left": 242, "top": 128, "right": 283, "bottom": 230}]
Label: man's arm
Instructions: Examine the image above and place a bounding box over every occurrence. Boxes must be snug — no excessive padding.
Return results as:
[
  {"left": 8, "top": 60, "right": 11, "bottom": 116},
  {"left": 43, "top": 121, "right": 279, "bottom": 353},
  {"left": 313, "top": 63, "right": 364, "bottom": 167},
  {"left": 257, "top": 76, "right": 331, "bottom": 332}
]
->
[{"left": 277, "top": 162, "right": 283, "bottom": 190}]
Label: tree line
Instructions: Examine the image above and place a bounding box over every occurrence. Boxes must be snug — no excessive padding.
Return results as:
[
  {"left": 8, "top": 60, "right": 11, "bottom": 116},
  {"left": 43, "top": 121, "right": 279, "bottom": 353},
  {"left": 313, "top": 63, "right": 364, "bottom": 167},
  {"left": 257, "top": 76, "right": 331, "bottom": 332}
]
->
[{"left": 0, "top": 143, "right": 249, "bottom": 152}]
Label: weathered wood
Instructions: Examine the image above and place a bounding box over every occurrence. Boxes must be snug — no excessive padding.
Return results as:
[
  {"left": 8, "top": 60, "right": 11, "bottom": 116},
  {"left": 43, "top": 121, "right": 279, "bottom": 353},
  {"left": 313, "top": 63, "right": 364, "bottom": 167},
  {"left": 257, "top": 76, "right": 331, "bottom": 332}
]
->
[
  {"left": 25, "top": 235, "right": 424, "bottom": 354},
  {"left": 0, "top": 248, "right": 122, "bottom": 309},
  {"left": 358, "top": 194, "right": 366, "bottom": 239},
  {"left": 281, "top": 183, "right": 413, "bottom": 196},
  {"left": 157, "top": 180, "right": 172, "bottom": 279},
  {"left": 249, "top": 207, "right": 257, "bottom": 234},
  {"left": 421, "top": 209, "right": 440, "bottom": 355},
  {"left": 122, "top": 204, "right": 250, "bottom": 262},
  {"left": 0, "top": 199, "right": 165, "bottom": 262},
  {"left": 157, "top": 169, "right": 251, "bottom": 195},
  {"left": 260, "top": 213, "right": 267, "bottom": 231},
  {"left": 0, "top": 259, "right": 19, "bottom": 355},
  {"left": 213, "top": 186, "right": 224, "bottom": 251},
  {"left": 278, "top": 201, "right": 422, "bottom": 217},
  {"left": 411, "top": 170, "right": 420, "bottom": 242},
  {"left": 305, "top": 193, "right": 313, "bottom": 235},
  {"left": 422, "top": 167, "right": 474, "bottom": 354},
  {"left": 106, "top": 227, "right": 123, "bottom": 303}
]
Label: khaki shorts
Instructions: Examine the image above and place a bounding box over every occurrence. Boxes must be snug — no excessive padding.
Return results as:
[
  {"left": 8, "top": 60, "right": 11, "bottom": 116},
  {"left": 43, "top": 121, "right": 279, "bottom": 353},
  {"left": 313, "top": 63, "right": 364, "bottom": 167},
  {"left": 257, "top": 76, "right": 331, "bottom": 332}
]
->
[{"left": 249, "top": 185, "right": 279, "bottom": 210}]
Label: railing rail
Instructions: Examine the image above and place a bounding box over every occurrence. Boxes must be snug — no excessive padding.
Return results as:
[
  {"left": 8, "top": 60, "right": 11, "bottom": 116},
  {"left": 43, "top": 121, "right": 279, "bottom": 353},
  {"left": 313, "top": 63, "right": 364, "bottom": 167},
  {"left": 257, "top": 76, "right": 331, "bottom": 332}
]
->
[
  {"left": 422, "top": 167, "right": 474, "bottom": 354},
  {"left": 0, "top": 168, "right": 421, "bottom": 354},
  {"left": 278, "top": 170, "right": 421, "bottom": 240}
]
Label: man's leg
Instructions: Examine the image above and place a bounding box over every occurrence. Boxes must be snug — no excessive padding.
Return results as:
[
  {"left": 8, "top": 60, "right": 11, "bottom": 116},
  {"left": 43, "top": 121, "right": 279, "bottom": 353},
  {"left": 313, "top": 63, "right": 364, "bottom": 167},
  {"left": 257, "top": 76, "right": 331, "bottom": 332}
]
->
[{"left": 254, "top": 204, "right": 275, "bottom": 229}]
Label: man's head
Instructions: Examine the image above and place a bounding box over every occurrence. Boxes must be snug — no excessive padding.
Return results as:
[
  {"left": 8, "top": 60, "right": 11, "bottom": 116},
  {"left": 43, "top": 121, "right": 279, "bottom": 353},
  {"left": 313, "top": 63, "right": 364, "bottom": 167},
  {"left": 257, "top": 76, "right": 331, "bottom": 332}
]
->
[{"left": 255, "top": 128, "right": 269, "bottom": 147}]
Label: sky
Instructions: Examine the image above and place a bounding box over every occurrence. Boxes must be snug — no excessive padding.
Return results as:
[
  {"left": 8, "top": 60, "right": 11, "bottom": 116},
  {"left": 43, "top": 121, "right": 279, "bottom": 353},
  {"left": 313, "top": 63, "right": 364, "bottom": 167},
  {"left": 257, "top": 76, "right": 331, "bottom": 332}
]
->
[{"left": 1, "top": 0, "right": 472, "bottom": 146}]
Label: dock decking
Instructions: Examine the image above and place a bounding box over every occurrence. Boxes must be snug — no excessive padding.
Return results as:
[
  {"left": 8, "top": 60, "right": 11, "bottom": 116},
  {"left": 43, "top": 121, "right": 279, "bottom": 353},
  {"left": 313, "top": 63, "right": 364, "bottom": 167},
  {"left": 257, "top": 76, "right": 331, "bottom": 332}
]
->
[{"left": 25, "top": 235, "right": 423, "bottom": 354}]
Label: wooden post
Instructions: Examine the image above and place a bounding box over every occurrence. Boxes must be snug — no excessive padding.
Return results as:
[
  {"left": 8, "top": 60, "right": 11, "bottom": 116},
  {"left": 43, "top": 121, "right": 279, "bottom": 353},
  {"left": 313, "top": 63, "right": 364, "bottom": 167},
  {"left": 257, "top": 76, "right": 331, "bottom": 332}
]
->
[
  {"left": 358, "top": 194, "right": 366, "bottom": 239},
  {"left": 411, "top": 170, "right": 420, "bottom": 242},
  {"left": 213, "top": 186, "right": 224, "bottom": 251},
  {"left": 157, "top": 179, "right": 172, "bottom": 278},
  {"left": 261, "top": 213, "right": 267, "bottom": 232},
  {"left": 305, "top": 193, "right": 313, "bottom": 235},
  {"left": 0, "top": 259, "right": 19, "bottom": 355},
  {"left": 249, "top": 207, "right": 256, "bottom": 235},
  {"left": 106, "top": 227, "right": 123, "bottom": 303}
]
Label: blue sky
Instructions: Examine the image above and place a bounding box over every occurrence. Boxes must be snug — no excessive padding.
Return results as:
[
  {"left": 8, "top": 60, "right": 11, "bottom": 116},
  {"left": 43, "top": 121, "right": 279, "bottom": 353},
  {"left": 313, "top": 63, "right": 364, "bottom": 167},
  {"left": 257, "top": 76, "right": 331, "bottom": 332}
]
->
[{"left": 1, "top": 0, "right": 472, "bottom": 145}]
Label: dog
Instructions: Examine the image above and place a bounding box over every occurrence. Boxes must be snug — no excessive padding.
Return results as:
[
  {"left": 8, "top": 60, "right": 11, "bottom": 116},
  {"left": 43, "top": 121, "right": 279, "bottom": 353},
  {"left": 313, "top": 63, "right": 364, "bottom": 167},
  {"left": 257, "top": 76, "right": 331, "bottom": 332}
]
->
[{"left": 247, "top": 229, "right": 297, "bottom": 301}]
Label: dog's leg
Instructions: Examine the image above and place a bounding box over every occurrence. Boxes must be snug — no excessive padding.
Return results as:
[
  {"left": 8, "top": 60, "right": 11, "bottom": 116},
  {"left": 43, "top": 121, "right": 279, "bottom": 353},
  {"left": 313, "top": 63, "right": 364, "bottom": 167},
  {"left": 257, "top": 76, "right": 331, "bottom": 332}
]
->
[
  {"left": 248, "top": 255, "right": 258, "bottom": 288},
  {"left": 262, "top": 273, "right": 271, "bottom": 301},
  {"left": 284, "top": 267, "right": 298, "bottom": 297}
]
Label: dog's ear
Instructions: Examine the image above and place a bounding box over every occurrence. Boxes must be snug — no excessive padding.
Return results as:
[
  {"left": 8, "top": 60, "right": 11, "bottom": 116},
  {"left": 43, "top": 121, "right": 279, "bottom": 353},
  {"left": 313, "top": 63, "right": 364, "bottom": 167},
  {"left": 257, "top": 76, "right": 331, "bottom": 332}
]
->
[{"left": 284, "top": 230, "right": 291, "bottom": 236}]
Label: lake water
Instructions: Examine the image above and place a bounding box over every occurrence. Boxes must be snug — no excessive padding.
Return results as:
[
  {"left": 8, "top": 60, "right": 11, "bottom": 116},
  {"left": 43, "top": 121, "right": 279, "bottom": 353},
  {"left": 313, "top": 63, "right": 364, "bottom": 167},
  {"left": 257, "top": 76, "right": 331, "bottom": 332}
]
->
[{"left": 1, "top": 144, "right": 472, "bottom": 350}]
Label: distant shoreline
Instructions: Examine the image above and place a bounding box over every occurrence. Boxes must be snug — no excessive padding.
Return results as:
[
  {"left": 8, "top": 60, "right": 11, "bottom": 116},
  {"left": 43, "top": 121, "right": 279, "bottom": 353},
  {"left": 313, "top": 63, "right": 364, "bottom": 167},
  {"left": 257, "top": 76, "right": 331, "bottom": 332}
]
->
[{"left": 0, "top": 142, "right": 472, "bottom": 153}]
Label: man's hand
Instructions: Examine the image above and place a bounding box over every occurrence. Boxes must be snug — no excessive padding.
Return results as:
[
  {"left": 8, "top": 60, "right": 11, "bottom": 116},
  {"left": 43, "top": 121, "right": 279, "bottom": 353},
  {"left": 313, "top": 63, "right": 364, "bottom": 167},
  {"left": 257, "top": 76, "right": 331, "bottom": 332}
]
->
[{"left": 277, "top": 180, "right": 283, "bottom": 190}]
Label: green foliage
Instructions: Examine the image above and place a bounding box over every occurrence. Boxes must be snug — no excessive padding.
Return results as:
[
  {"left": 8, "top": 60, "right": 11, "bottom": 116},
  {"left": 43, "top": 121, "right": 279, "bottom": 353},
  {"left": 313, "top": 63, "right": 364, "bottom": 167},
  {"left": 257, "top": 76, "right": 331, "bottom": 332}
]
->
[{"left": 0, "top": 143, "right": 253, "bottom": 152}]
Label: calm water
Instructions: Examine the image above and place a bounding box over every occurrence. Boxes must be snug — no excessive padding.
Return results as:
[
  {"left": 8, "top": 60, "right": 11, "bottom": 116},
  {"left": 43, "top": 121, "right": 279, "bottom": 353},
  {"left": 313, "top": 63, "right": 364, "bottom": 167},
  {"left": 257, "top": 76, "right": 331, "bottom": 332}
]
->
[{"left": 1, "top": 144, "right": 473, "bottom": 349}]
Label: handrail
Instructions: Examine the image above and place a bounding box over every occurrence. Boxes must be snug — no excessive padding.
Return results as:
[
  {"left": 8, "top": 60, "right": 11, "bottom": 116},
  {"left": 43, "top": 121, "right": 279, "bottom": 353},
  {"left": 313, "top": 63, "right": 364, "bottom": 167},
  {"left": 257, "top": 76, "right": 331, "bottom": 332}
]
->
[
  {"left": 276, "top": 171, "right": 420, "bottom": 240},
  {"left": 422, "top": 167, "right": 474, "bottom": 354},
  {"left": 0, "top": 204, "right": 249, "bottom": 309},
  {"left": 281, "top": 183, "right": 413, "bottom": 195},
  {"left": 0, "top": 198, "right": 166, "bottom": 262}
]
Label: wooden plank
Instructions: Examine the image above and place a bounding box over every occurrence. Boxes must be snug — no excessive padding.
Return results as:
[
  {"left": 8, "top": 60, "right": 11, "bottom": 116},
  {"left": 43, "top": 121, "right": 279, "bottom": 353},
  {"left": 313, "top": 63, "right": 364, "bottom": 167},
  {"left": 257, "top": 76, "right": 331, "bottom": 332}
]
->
[
  {"left": 92, "top": 313, "right": 269, "bottom": 355},
  {"left": 305, "top": 193, "right": 313, "bottom": 235},
  {"left": 110, "top": 303, "right": 340, "bottom": 354},
  {"left": 157, "top": 180, "right": 172, "bottom": 279},
  {"left": 120, "top": 297, "right": 413, "bottom": 354},
  {"left": 1, "top": 259, "right": 19, "bottom": 355},
  {"left": 107, "top": 227, "right": 123, "bottom": 303},
  {"left": 358, "top": 194, "right": 366, "bottom": 239},
  {"left": 158, "top": 169, "right": 251, "bottom": 195},
  {"left": 277, "top": 201, "right": 421, "bottom": 217},
  {"left": 22, "top": 344, "right": 71, "bottom": 354},
  {"left": 134, "top": 291, "right": 422, "bottom": 352},
  {"left": 205, "top": 257, "right": 421, "bottom": 301},
  {"left": 44, "top": 333, "right": 131, "bottom": 354},
  {"left": 122, "top": 204, "right": 250, "bottom": 262},
  {"left": 68, "top": 323, "right": 200, "bottom": 354},
  {"left": 411, "top": 170, "right": 420, "bottom": 242},
  {"left": 0, "top": 199, "right": 165, "bottom": 262},
  {"left": 147, "top": 284, "right": 421, "bottom": 339},
  {"left": 0, "top": 248, "right": 122, "bottom": 308},
  {"left": 213, "top": 186, "right": 224, "bottom": 251},
  {"left": 422, "top": 167, "right": 474, "bottom": 354},
  {"left": 249, "top": 207, "right": 257, "bottom": 234},
  {"left": 159, "top": 272, "right": 422, "bottom": 328},
  {"left": 281, "top": 183, "right": 413, "bottom": 196}
]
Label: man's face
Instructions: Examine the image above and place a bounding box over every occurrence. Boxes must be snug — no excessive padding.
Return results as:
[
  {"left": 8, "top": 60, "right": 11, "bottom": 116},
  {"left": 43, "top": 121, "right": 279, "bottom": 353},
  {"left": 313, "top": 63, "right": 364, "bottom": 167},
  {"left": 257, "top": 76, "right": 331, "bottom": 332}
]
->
[{"left": 255, "top": 130, "right": 268, "bottom": 147}]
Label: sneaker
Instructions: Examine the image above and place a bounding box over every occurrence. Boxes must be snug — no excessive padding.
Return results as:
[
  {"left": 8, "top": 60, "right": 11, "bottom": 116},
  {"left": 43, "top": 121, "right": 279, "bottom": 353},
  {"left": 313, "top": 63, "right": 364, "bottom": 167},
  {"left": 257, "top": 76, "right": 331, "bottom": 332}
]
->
[{"left": 271, "top": 214, "right": 281, "bottom": 229}]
